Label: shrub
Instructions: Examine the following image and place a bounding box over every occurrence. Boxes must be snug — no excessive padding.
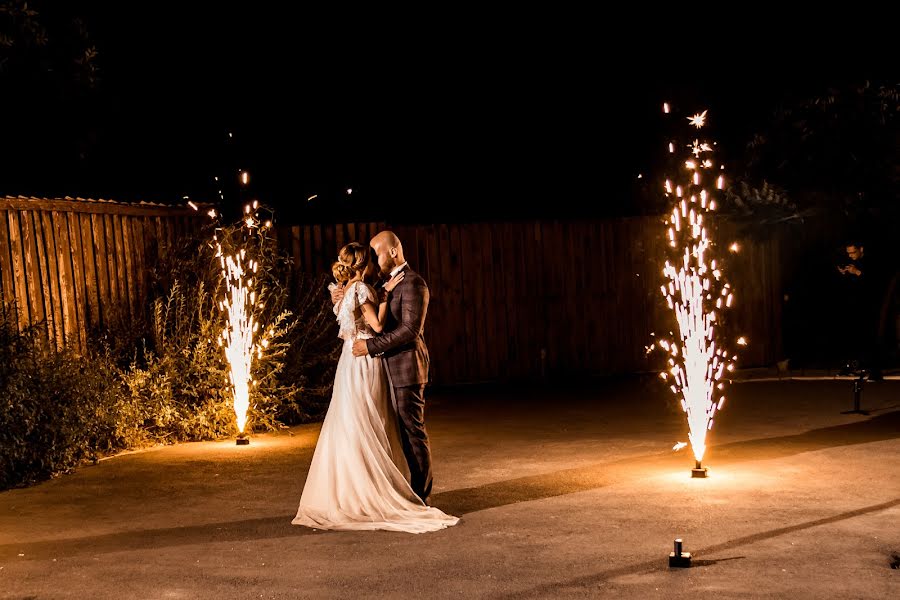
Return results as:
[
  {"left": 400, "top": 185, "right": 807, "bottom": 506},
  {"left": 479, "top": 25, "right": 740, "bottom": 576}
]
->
[{"left": 0, "top": 304, "right": 140, "bottom": 489}]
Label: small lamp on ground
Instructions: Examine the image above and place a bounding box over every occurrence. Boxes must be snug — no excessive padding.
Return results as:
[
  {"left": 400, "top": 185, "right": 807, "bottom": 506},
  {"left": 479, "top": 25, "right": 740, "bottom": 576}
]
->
[{"left": 669, "top": 538, "right": 692, "bottom": 568}]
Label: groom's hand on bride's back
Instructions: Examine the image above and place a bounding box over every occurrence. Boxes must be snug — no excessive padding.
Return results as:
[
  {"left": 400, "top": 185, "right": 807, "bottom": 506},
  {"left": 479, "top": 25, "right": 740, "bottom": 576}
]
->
[{"left": 352, "top": 339, "right": 368, "bottom": 357}]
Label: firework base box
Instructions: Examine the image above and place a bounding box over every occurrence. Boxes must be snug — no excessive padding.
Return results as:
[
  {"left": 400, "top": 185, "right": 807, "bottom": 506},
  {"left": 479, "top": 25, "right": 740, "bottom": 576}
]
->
[
  {"left": 668, "top": 539, "right": 692, "bottom": 568},
  {"left": 669, "top": 551, "right": 693, "bottom": 568},
  {"left": 236, "top": 435, "right": 250, "bottom": 446},
  {"left": 691, "top": 466, "right": 708, "bottom": 478}
]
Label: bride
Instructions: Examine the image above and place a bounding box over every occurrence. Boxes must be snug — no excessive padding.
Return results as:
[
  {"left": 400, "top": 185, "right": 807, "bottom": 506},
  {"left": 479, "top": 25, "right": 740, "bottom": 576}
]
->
[{"left": 292, "top": 242, "right": 459, "bottom": 533}]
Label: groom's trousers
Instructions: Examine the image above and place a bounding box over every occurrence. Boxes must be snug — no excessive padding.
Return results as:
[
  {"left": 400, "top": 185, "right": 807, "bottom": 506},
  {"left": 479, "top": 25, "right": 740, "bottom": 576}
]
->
[{"left": 392, "top": 383, "right": 433, "bottom": 503}]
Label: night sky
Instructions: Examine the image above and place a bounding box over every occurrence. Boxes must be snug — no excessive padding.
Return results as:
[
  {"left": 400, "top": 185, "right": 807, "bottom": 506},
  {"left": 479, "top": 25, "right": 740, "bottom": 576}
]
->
[{"left": 1, "top": 4, "right": 891, "bottom": 224}]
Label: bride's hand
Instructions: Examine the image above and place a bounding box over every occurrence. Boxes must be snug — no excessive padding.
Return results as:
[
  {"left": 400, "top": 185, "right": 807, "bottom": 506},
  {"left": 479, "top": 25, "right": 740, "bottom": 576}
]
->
[
  {"left": 383, "top": 271, "right": 405, "bottom": 293},
  {"left": 329, "top": 282, "right": 345, "bottom": 305}
]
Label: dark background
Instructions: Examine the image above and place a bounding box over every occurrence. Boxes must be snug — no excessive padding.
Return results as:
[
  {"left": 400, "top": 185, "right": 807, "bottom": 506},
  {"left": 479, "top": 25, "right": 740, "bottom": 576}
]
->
[{"left": 1, "top": 3, "right": 894, "bottom": 224}]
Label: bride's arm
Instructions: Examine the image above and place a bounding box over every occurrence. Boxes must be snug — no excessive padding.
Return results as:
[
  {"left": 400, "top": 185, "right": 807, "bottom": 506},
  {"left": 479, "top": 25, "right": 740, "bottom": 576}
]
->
[
  {"left": 359, "top": 272, "right": 405, "bottom": 333},
  {"left": 360, "top": 298, "right": 388, "bottom": 333}
]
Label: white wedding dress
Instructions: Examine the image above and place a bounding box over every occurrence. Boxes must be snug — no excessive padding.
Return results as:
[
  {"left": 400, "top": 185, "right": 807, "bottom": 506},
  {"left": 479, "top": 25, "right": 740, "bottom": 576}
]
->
[{"left": 292, "top": 280, "right": 459, "bottom": 533}]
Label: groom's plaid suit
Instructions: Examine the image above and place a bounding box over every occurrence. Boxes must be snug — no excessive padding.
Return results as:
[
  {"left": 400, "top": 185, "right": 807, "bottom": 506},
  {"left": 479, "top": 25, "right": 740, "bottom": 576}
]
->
[{"left": 366, "top": 265, "right": 433, "bottom": 501}]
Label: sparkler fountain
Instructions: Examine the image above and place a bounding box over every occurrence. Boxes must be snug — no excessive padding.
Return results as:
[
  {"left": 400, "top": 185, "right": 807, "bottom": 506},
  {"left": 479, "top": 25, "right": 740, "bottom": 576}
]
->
[
  {"left": 188, "top": 134, "right": 287, "bottom": 446},
  {"left": 213, "top": 194, "right": 273, "bottom": 445},
  {"left": 219, "top": 240, "right": 257, "bottom": 445},
  {"left": 649, "top": 105, "right": 745, "bottom": 477}
]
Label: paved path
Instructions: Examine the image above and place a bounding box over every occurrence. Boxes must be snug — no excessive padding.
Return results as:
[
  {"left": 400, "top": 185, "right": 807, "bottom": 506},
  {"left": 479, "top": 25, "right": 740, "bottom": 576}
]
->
[{"left": 2, "top": 378, "right": 898, "bottom": 598}]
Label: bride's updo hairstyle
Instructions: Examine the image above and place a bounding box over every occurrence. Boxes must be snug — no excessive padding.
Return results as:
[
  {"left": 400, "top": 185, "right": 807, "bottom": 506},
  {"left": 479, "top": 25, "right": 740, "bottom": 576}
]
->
[{"left": 332, "top": 242, "right": 370, "bottom": 284}]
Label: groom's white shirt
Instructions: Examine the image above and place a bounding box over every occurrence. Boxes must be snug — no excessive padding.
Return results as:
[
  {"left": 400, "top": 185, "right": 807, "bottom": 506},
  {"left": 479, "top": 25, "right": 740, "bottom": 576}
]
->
[{"left": 390, "top": 262, "right": 408, "bottom": 278}]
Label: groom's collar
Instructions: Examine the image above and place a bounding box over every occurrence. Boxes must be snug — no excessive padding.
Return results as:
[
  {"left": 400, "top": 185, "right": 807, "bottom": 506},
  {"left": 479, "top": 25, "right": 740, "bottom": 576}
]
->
[{"left": 390, "top": 262, "right": 408, "bottom": 278}]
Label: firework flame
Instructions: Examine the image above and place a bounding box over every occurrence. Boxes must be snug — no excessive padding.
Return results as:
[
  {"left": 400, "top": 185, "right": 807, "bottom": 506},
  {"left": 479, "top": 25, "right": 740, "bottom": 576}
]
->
[
  {"left": 215, "top": 204, "right": 270, "bottom": 437},
  {"left": 651, "top": 107, "right": 741, "bottom": 464},
  {"left": 218, "top": 247, "right": 257, "bottom": 434}
]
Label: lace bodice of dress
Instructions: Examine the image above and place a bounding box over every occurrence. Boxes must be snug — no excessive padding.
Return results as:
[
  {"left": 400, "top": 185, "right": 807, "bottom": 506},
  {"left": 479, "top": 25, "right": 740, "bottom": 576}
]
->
[{"left": 331, "top": 280, "right": 377, "bottom": 341}]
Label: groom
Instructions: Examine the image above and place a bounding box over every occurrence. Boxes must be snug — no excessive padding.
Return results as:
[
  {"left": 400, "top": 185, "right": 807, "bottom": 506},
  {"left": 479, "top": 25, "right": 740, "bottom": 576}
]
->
[{"left": 349, "top": 231, "right": 434, "bottom": 504}]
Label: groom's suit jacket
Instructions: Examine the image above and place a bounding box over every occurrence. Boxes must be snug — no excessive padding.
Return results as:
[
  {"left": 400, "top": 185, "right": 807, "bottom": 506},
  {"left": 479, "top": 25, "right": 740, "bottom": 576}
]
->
[{"left": 365, "top": 265, "right": 430, "bottom": 387}]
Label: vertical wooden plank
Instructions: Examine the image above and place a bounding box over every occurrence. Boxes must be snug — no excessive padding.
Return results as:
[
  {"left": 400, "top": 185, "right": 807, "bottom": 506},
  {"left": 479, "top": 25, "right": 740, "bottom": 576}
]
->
[
  {"left": 103, "top": 214, "right": 121, "bottom": 319},
  {"left": 531, "top": 221, "right": 546, "bottom": 378},
  {"left": 413, "top": 226, "right": 433, "bottom": 381},
  {"left": 465, "top": 224, "right": 487, "bottom": 382},
  {"left": 346, "top": 222, "right": 357, "bottom": 245},
  {"left": 324, "top": 223, "right": 335, "bottom": 268},
  {"left": 176, "top": 215, "right": 187, "bottom": 245},
  {"left": 119, "top": 214, "right": 136, "bottom": 320},
  {"left": 766, "top": 236, "right": 777, "bottom": 365},
  {"left": 626, "top": 218, "right": 641, "bottom": 370},
  {"left": 7, "top": 211, "right": 31, "bottom": 331},
  {"left": 569, "top": 221, "right": 585, "bottom": 372},
  {"left": 423, "top": 225, "right": 444, "bottom": 384},
  {"left": 32, "top": 210, "right": 57, "bottom": 347},
  {"left": 565, "top": 221, "right": 583, "bottom": 372},
  {"left": 41, "top": 212, "right": 65, "bottom": 350},
  {"left": 20, "top": 210, "right": 47, "bottom": 346},
  {"left": 163, "top": 215, "right": 175, "bottom": 259},
  {"left": 495, "top": 223, "right": 512, "bottom": 377},
  {"left": 449, "top": 224, "right": 478, "bottom": 383},
  {"left": 511, "top": 222, "right": 531, "bottom": 379},
  {"left": 52, "top": 211, "right": 78, "bottom": 348},
  {"left": 771, "top": 235, "right": 784, "bottom": 363},
  {"left": 273, "top": 223, "right": 288, "bottom": 254},
  {"left": 174, "top": 214, "right": 185, "bottom": 243},
  {"left": 478, "top": 223, "right": 499, "bottom": 380},
  {"left": 499, "top": 223, "right": 519, "bottom": 377},
  {"left": 632, "top": 218, "right": 649, "bottom": 369},
  {"left": 0, "top": 210, "right": 15, "bottom": 310},
  {"left": 519, "top": 221, "right": 536, "bottom": 377},
  {"left": 313, "top": 224, "right": 324, "bottom": 275},
  {"left": 91, "top": 214, "right": 111, "bottom": 325},
  {"left": 631, "top": 218, "right": 644, "bottom": 373},
  {"left": 129, "top": 217, "right": 146, "bottom": 322},
  {"left": 437, "top": 223, "right": 460, "bottom": 383},
  {"left": 302, "top": 225, "right": 313, "bottom": 275},
  {"left": 291, "top": 225, "right": 301, "bottom": 271},
  {"left": 473, "top": 223, "right": 489, "bottom": 382},
  {"left": 181, "top": 215, "right": 191, "bottom": 242},
  {"left": 154, "top": 216, "right": 166, "bottom": 261},
  {"left": 395, "top": 225, "right": 414, "bottom": 270},
  {"left": 556, "top": 221, "right": 571, "bottom": 374},
  {"left": 79, "top": 213, "right": 100, "bottom": 327},
  {"left": 543, "top": 221, "right": 562, "bottom": 376},
  {"left": 142, "top": 216, "right": 157, "bottom": 273},
  {"left": 66, "top": 212, "right": 88, "bottom": 349},
  {"left": 612, "top": 220, "right": 626, "bottom": 371},
  {"left": 110, "top": 215, "right": 128, "bottom": 318},
  {"left": 334, "top": 221, "right": 345, "bottom": 252},
  {"left": 585, "top": 220, "right": 605, "bottom": 372},
  {"left": 581, "top": 221, "right": 594, "bottom": 372},
  {"left": 501, "top": 223, "right": 519, "bottom": 378}
]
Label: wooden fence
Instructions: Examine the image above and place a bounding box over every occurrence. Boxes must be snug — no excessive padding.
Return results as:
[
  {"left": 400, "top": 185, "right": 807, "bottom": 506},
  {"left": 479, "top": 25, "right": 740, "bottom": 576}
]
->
[
  {"left": 277, "top": 218, "right": 785, "bottom": 385},
  {"left": 0, "top": 198, "right": 785, "bottom": 382},
  {"left": 0, "top": 196, "right": 205, "bottom": 352}
]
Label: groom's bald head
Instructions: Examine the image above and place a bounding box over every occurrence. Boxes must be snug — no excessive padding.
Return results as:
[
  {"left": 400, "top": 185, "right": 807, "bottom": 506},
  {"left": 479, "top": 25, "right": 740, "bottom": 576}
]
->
[{"left": 370, "top": 230, "right": 405, "bottom": 276}]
